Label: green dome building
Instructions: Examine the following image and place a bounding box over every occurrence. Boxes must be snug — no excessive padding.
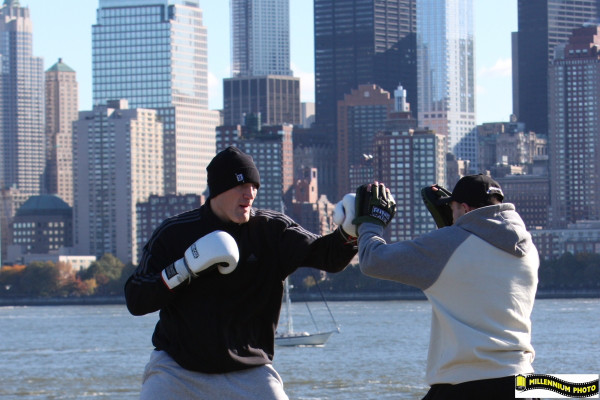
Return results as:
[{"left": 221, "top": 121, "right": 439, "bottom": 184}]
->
[{"left": 11, "top": 195, "right": 73, "bottom": 255}]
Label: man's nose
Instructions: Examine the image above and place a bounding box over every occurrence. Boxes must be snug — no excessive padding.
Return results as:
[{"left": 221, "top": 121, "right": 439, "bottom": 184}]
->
[{"left": 242, "top": 185, "right": 256, "bottom": 199}]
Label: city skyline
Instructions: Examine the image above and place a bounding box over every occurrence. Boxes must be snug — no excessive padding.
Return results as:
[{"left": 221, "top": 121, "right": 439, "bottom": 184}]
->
[
  {"left": 4, "top": 0, "right": 600, "bottom": 266},
  {"left": 21, "top": 0, "right": 517, "bottom": 125}
]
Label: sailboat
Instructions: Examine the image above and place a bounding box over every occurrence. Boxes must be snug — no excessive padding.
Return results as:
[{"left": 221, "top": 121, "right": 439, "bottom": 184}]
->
[{"left": 275, "top": 277, "right": 340, "bottom": 346}]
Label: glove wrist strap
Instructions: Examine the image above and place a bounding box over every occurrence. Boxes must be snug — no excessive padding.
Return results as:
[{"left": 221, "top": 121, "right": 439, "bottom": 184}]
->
[
  {"left": 181, "top": 257, "right": 195, "bottom": 284},
  {"left": 338, "top": 226, "right": 357, "bottom": 246}
]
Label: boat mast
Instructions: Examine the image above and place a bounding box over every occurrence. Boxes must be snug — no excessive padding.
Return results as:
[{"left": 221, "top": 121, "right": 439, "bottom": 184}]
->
[{"left": 284, "top": 278, "right": 294, "bottom": 334}]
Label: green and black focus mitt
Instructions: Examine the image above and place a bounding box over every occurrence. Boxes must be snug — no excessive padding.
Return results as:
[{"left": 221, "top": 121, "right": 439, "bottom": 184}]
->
[
  {"left": 421, "top": 184, "right": 453, "bottom": 228},
  {"left": 353, "top": 183, "right": 396, "bottom": 228}
]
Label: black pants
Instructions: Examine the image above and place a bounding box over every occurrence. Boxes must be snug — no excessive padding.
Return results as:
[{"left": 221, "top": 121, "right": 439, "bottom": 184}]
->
[{"left": 422, "top": 376, "right": 539, "bottom": 400}]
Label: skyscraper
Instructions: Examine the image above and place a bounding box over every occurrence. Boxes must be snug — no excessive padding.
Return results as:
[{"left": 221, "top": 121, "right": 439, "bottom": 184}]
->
[
  {"left": 373, "top": 128, "right": 446, "bottom": 241},
  {"left": 548, "top": 25, "right": 600, "bottom": 228},
  {"left": 231, "top": 0, "right": 292, "bottom": 77},
  {"left": 417, "top": 0, "right": 476, "bottom": 164},
  {"left": 336, "top": 84, "right": 394, "bottom": 196},
  {"left": 0, "top": 0, "right": 45, "bottom": 207},
  {"left": 515, "top": 0, "right": 600, "bottom": 135},
  {"left": 92, "top": 0, "right": 218, "bottom": 195},
  {"left": 314, "top": 0, "right": 417, "bottom": 135},
  {"left": 73, "top": 100, "right": 164, "bottom": 263},
  {"left": 224, "top": 0, "right": 300, "bottom": 126},
  {"left": 45, "top": 58, "right": 78, "bottom": 206}
]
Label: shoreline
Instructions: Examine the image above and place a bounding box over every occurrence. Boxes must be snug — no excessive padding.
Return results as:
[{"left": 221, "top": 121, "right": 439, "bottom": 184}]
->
[{"left": 0, "top": 289, "right": 599, "bottom": 307}]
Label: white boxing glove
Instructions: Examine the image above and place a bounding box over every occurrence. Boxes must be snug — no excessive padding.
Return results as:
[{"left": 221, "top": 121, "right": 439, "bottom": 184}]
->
[
  {"left": 333, "top": 193, "right": 358, "bottom": 237},
  {"left": 161, "top": 230, "right": 240, "bottom": 290}
]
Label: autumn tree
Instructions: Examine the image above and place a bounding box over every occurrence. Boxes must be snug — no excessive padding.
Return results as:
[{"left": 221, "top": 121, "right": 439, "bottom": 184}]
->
[
  {"left": 20, "top": 261, "right": 61, "bottom": 297},
  {"left": 77, "top": 254, "right": 127, "bottom": 295}
]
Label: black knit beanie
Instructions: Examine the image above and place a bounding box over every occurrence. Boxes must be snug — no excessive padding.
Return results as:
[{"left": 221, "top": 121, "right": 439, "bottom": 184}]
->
[{"left": 207, "top": 146, "right": 261, "bottom": 198}]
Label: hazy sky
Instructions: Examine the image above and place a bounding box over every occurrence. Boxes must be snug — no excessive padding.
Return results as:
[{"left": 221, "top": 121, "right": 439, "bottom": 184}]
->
[{"left": 21, "top": 0, "right": 517, "bottom": 124}]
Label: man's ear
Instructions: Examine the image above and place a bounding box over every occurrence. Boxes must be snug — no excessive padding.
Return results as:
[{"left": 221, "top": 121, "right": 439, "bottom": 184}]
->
[{"left": 462, "top": 203, "right": 476, "bottom": 213}]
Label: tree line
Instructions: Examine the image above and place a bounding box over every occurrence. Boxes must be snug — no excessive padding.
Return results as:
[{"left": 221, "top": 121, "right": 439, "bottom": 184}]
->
[
  {"left": 0, "top": 254, "right": 135, "bottom": 298},
  {"left": 0, "top": 251, "right": 598, "bottom": 299}
]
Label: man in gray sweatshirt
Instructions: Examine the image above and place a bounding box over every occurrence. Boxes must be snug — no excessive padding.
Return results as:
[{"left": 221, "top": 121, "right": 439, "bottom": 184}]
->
[{"left": 355, "top": 175, "right": 539, "bottom": 400}]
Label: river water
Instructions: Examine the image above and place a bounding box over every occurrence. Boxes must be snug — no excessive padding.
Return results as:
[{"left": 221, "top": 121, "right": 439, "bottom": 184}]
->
[{"left": 0, "top": 298, "right": 598, "bottom": 399}]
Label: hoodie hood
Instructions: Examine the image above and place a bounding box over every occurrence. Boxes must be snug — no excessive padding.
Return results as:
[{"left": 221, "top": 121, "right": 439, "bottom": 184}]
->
[{"left": 454, "top": 203, "right": 533, "bottom": 257}]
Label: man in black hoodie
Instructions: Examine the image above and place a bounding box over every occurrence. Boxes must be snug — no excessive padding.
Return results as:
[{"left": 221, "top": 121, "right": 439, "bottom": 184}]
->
[{"left": 125, "top": 146, "right": 357, "bottom": 399}]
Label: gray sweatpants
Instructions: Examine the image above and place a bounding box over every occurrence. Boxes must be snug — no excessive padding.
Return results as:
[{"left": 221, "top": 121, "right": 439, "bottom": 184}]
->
[{"left": 139, "top": 350, "right": 289, "bottom": 400}]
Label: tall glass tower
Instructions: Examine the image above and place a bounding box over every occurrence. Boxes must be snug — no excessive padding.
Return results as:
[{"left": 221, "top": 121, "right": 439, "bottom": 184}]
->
[
  {"left": 231, "top": 0, "right": 292, "bottom": 77},
  {"left": 417, "top": 0, "right": 476, "bottom": 165},
  {"left": 0, "top": 0, "right": 45, "bottom": 206},
  {"left": 92, "top": 0, "right": 218, "bottom": 195},
  {"left": 224, "top": 0, "right": 300, "bottom": 131}
]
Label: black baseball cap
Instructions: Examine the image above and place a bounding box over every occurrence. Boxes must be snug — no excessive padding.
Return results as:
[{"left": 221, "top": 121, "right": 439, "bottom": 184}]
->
[{"left": 442, "top": 174, "right": 504, "bottom": 207}]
